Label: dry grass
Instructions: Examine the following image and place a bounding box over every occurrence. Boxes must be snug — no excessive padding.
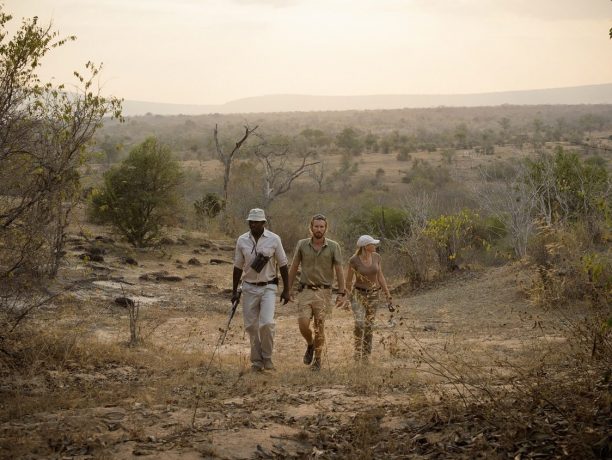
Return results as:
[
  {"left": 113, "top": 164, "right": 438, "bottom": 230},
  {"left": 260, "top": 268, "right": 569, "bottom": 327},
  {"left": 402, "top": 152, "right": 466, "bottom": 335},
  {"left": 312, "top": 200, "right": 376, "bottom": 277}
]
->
[{"left": 1, "top": 225, "right": 609, "bottom": 458}]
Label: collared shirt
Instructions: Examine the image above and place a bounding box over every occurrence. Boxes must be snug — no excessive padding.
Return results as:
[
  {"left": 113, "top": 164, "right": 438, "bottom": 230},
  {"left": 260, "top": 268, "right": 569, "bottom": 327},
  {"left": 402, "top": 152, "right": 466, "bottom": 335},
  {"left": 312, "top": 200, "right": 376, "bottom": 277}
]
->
[
  {"left": 291, "top": 237, "right": 342, "bottom": 286},
  {"left": 234, "top": 228, "right": 288, "bottom": 283}
]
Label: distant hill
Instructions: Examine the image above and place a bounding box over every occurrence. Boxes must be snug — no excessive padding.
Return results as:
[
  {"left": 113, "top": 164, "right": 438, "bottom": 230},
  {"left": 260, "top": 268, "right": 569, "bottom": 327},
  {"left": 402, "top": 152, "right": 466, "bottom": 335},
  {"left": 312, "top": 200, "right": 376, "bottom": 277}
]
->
[{"left": 121, "top": 83, "right": 612, "bottom": 116}]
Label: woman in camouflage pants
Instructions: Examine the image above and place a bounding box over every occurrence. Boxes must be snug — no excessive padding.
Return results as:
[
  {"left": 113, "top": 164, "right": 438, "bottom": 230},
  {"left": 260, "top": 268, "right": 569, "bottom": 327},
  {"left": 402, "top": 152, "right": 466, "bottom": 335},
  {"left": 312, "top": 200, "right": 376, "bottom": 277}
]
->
[{"left": 345, "top": 235, "right": 392, "bottom": 362}]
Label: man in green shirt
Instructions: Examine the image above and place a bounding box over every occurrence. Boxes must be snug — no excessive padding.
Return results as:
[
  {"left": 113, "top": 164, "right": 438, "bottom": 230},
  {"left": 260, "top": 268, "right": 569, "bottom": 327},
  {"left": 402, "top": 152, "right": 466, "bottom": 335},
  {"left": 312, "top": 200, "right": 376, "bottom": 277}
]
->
[{"left": 288, "top": 214, "right": 346, "bottom": 371}]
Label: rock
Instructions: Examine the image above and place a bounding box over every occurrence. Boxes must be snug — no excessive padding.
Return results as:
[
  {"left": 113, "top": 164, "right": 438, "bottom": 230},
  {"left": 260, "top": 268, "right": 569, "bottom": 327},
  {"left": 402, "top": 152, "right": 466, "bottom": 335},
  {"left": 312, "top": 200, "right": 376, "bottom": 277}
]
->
[
  {"left": 217, "top": 245, "right": 235, "bottom": 251},
  {"left": 193, "top": 249, "right": 201, "bottom": 254},
  {"left": 159, "top": 237, "right": 175, "bottom": 245},
  {"left": 79, "top": 253, "right": 104, "bottom": 263},
  {"left": 88, "top": 247, "right": 107, "bottom": 256},
  {"left": 140, "top": 271, "right": 183, "bottom": 282},
  {"left": 158, "top": 274, "right": 182, "bottom": 282},
  {"left": 95, "top": 235, "right": 114, "bottom": 243},
  {"left": 210, "top": 258, "right": 232, "bottom": 265},
  {"left": 187, "top": 257, "right": 202, "bottom": 266},
  {"left": 122, "top": 257, "right": 138, "bottom": 265},
  {"left": 115, "top": 297, "right": 135, "bottom": 308}
]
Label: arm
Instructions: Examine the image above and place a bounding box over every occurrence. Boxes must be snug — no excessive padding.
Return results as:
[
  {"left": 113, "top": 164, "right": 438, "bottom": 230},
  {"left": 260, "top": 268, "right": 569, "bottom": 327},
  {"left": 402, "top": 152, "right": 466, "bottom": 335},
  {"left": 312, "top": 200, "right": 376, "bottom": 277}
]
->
[
  {"left": 334, "top": 263, "right": 346, "bottom": 306},
  {"left": 345, "top": 264, "right": 355, "bottom": 296},
  {"left": 287, "top": 244, "right": 302, "bottom": 300},
  {"left": 377, "top": 260, "right": 392, "bottom": 302},
  {"left": 232, "top": 266, "right": 243, "bottom": 302},
  {"left": 279, "top": 264, "right": 290, "bottom": 304}
]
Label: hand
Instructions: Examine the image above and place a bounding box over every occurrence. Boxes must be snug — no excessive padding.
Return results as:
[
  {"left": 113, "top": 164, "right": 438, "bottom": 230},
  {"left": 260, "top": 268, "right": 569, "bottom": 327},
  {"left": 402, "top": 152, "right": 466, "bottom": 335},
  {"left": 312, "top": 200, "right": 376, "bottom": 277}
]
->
[
  {"left": 280, "top": 289, "right": 291, "bottom": 305},
  {"left": 335, "top": 292, "right": 346, "bottom": 308},
  {"left": 231, "top": 291, "right": 240, "bottom": 304}
]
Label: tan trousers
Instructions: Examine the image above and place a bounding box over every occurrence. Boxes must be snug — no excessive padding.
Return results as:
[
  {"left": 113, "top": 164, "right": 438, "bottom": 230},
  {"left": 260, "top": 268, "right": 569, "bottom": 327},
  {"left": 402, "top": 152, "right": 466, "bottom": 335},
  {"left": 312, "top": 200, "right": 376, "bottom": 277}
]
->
[{"left": 296, "top": 288, "right": 332, "bottom": 360}]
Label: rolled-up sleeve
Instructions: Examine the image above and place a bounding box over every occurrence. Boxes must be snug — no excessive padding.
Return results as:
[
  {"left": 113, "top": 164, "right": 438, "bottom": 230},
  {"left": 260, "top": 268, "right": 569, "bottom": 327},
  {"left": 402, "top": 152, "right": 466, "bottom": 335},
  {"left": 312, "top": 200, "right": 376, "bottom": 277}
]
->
[
  {"left": 234, "top": 238, "right": 245, "bottom": 269},
  {"left": 275, "top": 237, "right": 288, "bottom": 267}
]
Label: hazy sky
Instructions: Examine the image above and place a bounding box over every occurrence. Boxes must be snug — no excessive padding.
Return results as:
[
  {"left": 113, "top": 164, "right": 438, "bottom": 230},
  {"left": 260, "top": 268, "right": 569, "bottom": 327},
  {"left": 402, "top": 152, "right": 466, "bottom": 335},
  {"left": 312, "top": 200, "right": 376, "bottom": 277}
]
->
[{"left": 6, "top": 0, "right": 612, "bottom": 105}]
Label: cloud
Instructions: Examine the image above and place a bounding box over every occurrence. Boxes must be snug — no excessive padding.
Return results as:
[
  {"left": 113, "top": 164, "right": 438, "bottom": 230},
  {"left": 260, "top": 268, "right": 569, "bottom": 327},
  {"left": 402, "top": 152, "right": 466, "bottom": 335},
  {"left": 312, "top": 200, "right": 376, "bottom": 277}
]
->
[
  {"left": 232, "top": 0, "right": 299, "bottom": 8},
  {"left": 393, "top": 0, "right": 610, "bottom": 21}
]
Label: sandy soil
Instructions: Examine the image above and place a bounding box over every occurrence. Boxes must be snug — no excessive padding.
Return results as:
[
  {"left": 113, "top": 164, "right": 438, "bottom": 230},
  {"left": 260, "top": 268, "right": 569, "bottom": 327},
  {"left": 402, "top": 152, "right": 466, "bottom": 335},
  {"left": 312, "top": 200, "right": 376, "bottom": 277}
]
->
[{"left": 0, "top": 231, "right": 585, "bottom": 459}]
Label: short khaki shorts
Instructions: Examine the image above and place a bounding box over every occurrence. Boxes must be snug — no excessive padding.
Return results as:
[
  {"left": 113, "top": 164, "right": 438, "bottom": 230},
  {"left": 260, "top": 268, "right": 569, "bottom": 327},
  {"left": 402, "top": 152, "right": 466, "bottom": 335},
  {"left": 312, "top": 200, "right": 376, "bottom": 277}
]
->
[{"left": 296, "top": 288, "right": 333, "bottom": 320}]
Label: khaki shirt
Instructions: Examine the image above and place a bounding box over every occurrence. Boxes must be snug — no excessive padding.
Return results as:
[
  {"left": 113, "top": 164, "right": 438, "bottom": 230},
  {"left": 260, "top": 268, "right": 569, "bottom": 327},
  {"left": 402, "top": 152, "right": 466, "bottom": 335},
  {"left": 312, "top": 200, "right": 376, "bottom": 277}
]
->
[
  {"left": 292, "top": 237, "right": 342, "bottom": 287},
  {"left": 349, "top": 252, "right": 381, "bottom": 289},
  {"left": 234, "top": 229, "right": 288, "bottom": 283}
]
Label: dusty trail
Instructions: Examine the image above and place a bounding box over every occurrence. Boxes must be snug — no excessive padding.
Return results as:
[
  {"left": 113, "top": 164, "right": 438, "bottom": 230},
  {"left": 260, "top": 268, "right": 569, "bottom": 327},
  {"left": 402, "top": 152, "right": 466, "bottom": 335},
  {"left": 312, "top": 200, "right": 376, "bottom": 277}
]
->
[{"left": 0, "top": 234, "right": 570, "bottom": 459}]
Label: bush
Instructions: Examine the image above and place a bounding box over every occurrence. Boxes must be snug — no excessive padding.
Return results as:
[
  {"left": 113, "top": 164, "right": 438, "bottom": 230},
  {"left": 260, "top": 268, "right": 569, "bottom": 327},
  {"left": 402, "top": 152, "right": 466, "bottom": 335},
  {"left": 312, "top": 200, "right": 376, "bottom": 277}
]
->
[
  {"left": 527, "top": 225, "right": 611, "bottom": 309},
  {"left": 194, "top": 193, "right": 224, "bottom": 219},
  {"left": 526, "top": 148, "right": 609, "bottom": 229},
  {"left": 89, "top": 138, "right": 183, "bottom": 247},
  {"left": 344, "top": 205, "right": 410, "bottom": 245},
  {"left": 401, "top": 159, "right": 451, "bottom": 189},
  {"left": 0, "top": 9, "right": 121, "bottom": 279},
  {"left": 424, "top": 210, "right": 483, "bottom": 271}
]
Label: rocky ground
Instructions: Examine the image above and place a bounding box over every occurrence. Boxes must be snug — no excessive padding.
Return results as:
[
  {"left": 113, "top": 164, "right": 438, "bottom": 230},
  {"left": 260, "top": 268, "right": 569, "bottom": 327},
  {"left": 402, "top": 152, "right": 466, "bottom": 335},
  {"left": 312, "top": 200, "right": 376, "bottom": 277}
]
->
[{"left": 0, "top": 231, "right": 609, "bottom": 459}]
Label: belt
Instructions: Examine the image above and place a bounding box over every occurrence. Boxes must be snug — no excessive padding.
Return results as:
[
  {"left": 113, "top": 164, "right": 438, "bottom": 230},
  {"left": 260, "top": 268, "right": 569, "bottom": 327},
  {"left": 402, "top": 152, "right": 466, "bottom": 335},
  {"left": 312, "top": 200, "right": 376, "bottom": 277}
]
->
[
  {"left": 245, "top": 278, "right": 278, "bottom": 287},
  {"left": 354, "top": 286, "right": 379, "bottom": 293},
  {"left": 300, "top": 283, "right": 331, "bottom": 291}
]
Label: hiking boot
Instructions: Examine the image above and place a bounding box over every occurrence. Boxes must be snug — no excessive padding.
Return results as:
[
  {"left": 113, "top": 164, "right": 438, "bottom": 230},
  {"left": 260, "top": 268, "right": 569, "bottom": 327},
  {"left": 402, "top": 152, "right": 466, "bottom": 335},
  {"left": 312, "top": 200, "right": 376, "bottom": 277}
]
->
[
  {"left": 263, "top": 358, "right": 275, "bottom": 371},
  {"left": 303, "top": 344, "right": 315, "bottom": 365},
  {"left": 251, "top": 361, "right": 264, "bottom": 372},
  {"left": 311, "top": 358, "right": 321, "bottom": 371}
]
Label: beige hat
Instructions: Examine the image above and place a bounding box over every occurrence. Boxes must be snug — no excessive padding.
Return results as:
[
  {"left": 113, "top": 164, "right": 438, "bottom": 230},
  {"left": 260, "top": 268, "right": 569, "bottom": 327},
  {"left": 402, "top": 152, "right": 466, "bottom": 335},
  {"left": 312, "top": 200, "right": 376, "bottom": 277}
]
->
[
  {"left": 246, "top": 208, "right": 266, "bottom": 221},
  {"left": 357, "top": 235, "right": 380, "bottom": 247}
]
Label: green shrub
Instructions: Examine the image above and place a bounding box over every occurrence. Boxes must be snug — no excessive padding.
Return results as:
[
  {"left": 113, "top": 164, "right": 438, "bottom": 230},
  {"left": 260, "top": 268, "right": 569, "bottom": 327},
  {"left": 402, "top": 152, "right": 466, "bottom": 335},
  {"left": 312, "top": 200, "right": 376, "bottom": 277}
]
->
[
  {"left": 89, "top": 137, "right": 183, "bottom": 247},
  {"left": 345, "top": 205, "right": 410, "bottom": 244},
  {"left": 424, "top": 210, "right": 483, "bottom": 270},
  {"left": 526, "top": 148, "right": 609, "bottom": 226},
  {"left": 401, "top": 159, "right": 451, "bottom": 189},
  {"left": 194, "top": 193, "right": 224, "bottom": 219}
]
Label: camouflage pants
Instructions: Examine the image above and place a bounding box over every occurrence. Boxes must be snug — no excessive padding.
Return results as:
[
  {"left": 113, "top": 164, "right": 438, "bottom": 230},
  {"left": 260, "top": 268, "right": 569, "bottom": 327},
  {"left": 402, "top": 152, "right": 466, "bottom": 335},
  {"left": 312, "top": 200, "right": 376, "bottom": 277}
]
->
[{"left": 351, "top": 289, "right": 379, "bottom": 360}]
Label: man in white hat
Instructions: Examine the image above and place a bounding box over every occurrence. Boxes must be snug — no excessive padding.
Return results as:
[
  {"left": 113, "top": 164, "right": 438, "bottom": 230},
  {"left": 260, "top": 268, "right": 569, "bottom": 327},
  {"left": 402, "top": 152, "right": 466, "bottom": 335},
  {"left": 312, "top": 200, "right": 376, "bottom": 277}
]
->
[{"left": 232, "top": 208, "right": 290, "bottom": 371}]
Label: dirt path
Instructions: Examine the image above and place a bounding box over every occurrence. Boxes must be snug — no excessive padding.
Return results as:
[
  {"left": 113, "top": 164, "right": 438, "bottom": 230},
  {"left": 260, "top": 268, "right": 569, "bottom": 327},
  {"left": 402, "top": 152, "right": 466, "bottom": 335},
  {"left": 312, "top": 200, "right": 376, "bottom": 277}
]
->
[{"left": 1, "top": 234, "right": 572, "bottom": 459}]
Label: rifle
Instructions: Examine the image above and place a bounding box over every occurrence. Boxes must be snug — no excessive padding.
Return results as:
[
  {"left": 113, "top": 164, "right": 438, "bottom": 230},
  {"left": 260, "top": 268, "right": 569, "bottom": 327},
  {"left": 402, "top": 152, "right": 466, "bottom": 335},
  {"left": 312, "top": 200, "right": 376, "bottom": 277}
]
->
[
  {"left": 192, "top": 286, "right": 242, "bottom": 426},
  {"left": 219, "top": 288, "right": 241, "bottom": 345}
]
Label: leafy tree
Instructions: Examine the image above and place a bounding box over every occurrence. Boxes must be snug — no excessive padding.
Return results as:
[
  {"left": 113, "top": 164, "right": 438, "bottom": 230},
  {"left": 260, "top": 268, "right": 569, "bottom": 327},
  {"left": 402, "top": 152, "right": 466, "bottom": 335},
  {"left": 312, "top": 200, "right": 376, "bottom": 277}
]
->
[
  {"left": 526, "top": 148, "right": 609, "bottom": 227},
  {"left": 336, "top": 127, "right": 363, "bottom": 155},
  {"left": 299, "top": 128, "right": 331, "bottom": 149},
  {"left": 454, "top": 123, "right": 469, "bottom": 149},
  {"left": 90, "top": 138, "right": 183, "bottom": 247},
  {"left": 364, "top": 133, "right": 379, "bottom": 152},
  {"left": 0, "top": 7, "right": 122, "bottom": 280}
]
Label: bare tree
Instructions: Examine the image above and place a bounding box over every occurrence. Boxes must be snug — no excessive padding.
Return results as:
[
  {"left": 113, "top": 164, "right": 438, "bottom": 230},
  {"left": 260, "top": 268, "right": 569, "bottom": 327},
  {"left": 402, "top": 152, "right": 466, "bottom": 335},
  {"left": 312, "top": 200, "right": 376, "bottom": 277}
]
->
[
  {"left": 252, "top": 139, "right": 319, "bottom": 208},
  {"left": 477, "top": 164, "right": 537, "bottom": 258},
  {"left": 309, "top": 161, "right": 327, "bottom": 192},
  {"left": 214, "top": 123, "right": 258, "bottom": 204}
]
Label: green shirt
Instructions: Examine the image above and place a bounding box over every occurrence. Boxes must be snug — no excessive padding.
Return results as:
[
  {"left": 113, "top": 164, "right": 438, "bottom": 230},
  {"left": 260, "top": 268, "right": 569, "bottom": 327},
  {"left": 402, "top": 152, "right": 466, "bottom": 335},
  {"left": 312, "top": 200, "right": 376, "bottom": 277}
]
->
[{"left": 292, "top": 237, "right": 342, "bottom": 286}]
